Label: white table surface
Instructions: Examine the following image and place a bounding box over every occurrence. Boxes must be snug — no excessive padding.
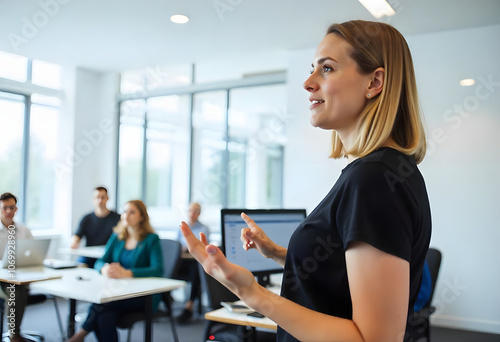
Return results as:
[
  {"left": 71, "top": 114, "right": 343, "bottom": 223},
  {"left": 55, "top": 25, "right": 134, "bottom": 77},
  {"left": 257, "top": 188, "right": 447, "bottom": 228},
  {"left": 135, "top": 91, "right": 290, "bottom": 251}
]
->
[
  {"left": 30, "top": 267, "right": 186, "bottom": 304},
  {"left": 205, "top": 305, "right": 277, "bottom": 331},
  {"left": 0, "top": 266, "right": 62, "bottom": 285}
]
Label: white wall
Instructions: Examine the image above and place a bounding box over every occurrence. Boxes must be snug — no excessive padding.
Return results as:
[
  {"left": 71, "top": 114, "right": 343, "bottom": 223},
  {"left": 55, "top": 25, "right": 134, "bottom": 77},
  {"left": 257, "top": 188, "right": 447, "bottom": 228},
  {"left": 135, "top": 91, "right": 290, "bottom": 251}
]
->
[
  {"left": 70, "top": 68, "right": 120, "bottom": 232},
  {"left": 283, "top": 48, "right": 346, "bottom": 213},
  {"left": 284, "top": 24, "right": 500, "bottom": 334},
  {"left": 53, "top": 67, "right": 119, "bottom": 248}
]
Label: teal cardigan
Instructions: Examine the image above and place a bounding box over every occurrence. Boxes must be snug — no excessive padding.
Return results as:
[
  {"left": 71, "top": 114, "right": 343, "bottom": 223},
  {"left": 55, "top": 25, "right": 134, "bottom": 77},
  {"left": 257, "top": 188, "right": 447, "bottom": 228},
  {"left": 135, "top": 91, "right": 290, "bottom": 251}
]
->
[{"left": 94, "top": 232, "right": 164, "bottom": 310}]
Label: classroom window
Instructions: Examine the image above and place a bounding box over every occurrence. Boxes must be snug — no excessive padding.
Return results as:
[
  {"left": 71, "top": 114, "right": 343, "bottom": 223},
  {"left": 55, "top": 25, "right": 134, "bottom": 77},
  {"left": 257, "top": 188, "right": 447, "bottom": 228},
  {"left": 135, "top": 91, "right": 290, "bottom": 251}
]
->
[
  {"left": 117, "top": 100, "right": 145, "bottom": 210},
  {"left": 145, "top": 95, "right": 190, "bottom": 228},
  {"left": 0, "top": 51, "right": 62, "bottom": 229},
  {"left": 228, "top": 85, "right": 286, "bottom": 208},
  {"left": 191, "top": 91, "right": 227, "bottom": 212},
  {"left": 0, "top": 92, "right": 25, "bottom": 198},
  {"left": 26, "top": 96, "right": 60, "bottom": 227},
  {"left": 117, "top": 69, "right": 286, "bottom": 232}
]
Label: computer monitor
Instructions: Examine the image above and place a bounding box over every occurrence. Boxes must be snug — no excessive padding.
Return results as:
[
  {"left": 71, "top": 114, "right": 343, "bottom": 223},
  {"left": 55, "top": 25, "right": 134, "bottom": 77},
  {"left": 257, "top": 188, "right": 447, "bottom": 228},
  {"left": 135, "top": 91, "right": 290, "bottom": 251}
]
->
[{"left": 221, "top": 208, "right": 306, "bottom": 287}]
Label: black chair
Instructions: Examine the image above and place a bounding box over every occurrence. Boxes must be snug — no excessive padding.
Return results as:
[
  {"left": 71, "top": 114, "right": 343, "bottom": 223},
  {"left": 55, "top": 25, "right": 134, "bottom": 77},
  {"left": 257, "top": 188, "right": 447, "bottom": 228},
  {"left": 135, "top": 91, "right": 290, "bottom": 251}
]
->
[
  {"left": 0, "top": 293, "right": 65, "bottom": 342},
  {"left": 199, "top": 264, "right": 275, "bottom": 342},
  {"left": 411, "top": 247, "right": 442, "bottom": 342},
  {"left": 117, "top": 239, "right": 182, "bottom": 342}
]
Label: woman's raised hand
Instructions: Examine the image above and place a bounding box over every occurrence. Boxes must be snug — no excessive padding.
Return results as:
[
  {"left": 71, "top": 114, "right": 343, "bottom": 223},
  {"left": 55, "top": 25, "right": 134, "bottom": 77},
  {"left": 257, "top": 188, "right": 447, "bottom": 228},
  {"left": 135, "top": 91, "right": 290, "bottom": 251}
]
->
[
  {"left": 240, "top": 212, "right": 278, "bottom": 259},
  {"left": 180, "top": 221, "right": 256, "bottom": 298}
]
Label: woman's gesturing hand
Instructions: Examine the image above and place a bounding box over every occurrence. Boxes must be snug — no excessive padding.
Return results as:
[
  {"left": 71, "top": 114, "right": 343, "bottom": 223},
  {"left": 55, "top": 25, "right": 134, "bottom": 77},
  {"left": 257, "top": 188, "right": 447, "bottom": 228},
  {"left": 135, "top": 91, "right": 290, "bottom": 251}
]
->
[
  {"left": 240, "top": 213, "right": 286, "bottom": 264},
  {"left": 180, "top": 221, "right": 256, "bottom": 299}
]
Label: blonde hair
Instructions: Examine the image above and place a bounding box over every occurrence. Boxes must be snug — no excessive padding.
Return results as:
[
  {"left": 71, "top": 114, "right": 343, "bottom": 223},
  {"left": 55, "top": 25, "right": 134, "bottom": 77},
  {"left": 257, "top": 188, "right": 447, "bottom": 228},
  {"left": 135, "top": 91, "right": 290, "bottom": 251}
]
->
[
  {"left": 114, "top": 200, "right": 155, "bottom": 241},
  {"left": 327, "top": 20, "right": 426, "bottom": 164}
]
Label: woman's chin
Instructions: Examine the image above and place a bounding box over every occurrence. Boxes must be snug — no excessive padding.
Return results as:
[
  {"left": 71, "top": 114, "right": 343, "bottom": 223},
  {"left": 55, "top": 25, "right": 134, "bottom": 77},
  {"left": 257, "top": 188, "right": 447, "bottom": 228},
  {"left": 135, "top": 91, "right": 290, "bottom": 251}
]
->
[
  {"left": 310, "top": 115, "right": 320, "bottom": 128},
  {"left": 310, "top": 117, "right": 331, "bottom": 130}
]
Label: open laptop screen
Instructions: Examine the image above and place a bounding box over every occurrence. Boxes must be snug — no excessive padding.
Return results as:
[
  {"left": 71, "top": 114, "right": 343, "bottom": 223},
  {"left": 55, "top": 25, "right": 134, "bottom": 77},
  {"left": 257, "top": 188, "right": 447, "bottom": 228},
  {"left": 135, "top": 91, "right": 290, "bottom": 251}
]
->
[{"left": 1, "top": 239, "right": 51, "bottom": 268}]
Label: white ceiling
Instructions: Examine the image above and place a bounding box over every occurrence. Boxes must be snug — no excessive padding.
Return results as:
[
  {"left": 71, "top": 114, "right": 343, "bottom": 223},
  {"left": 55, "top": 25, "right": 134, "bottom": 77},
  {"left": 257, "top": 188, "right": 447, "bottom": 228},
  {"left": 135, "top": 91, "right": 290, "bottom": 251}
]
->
[{"left": 0, "top": 0, "right": 499, "bottom": 73}]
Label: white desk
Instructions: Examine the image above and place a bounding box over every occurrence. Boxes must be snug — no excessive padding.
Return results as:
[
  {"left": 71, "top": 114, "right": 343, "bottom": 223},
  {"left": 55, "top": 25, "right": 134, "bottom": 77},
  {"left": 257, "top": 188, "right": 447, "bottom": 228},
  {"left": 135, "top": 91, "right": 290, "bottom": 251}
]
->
[
  {"left": 205, "top": 307, "right": 277, "bottom": 331},
  {"left": 30, "top": 268, "right": 186, "bottom": 341},
  {"left": 0, "top": 266, "right": 62, "bottom": 285},
  {"left": 58, "top": 246, "right": 106, "bottom": 259}
]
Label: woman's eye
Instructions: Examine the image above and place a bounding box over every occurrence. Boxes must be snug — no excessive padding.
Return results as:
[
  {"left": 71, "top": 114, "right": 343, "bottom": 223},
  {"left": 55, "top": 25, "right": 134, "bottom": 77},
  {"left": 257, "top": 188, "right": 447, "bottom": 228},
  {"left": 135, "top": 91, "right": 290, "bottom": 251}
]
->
[{"left": 323, "top": 65, "right": 333, "bottom": 73}]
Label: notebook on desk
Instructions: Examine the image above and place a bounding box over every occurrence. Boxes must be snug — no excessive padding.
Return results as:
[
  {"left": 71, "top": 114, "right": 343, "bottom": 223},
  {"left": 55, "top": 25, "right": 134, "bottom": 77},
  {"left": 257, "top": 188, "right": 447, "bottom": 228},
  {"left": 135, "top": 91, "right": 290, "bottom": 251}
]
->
[{"left": 1, "top": 239, "right": 51, "bottom": 268}]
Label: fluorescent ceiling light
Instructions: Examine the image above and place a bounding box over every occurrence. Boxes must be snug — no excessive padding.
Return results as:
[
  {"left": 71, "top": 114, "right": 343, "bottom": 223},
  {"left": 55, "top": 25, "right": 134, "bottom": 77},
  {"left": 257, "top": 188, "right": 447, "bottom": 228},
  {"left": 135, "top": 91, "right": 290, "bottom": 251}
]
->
[
  {"left": 459, "top": 79, "right": 475, "bottom": 86},
  {"left": 358, "top": 0, "right": 396, "bottom": 18},
  {"left": 170, "top": 14, "right": 189, "bottom": 24}
]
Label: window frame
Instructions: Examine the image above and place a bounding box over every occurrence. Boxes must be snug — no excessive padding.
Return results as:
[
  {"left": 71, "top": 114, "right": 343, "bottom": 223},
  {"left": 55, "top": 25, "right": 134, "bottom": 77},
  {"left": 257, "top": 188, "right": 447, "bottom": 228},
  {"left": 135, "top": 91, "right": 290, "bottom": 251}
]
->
[
  {"left": 0, "top": 57, "right": 63, "bottom": 228},
  {"left": 116, "top": 71, "right": 287, "bottom": 230}
]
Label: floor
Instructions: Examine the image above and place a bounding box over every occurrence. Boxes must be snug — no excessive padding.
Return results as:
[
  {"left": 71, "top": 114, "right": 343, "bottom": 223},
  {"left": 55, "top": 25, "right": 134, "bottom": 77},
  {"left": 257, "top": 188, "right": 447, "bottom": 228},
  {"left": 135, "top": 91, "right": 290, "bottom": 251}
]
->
[{"left": 6, "top": 296, "right": 500, "bottom": 342}]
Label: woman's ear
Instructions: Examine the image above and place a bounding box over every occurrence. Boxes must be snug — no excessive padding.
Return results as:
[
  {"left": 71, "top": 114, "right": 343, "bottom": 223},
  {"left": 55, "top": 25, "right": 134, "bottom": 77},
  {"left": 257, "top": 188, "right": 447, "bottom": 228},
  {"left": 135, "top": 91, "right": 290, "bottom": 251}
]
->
[{"left": 366, "top": 67, "right": 385, "bottom": 98}]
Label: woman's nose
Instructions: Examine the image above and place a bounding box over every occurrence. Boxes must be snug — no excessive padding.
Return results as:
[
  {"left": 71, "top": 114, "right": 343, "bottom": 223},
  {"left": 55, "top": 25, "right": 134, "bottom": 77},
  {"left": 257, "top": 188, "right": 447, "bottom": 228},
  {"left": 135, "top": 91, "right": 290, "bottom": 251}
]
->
[{"left": 303, "top": 74, "right": 319, "bottom": 92}]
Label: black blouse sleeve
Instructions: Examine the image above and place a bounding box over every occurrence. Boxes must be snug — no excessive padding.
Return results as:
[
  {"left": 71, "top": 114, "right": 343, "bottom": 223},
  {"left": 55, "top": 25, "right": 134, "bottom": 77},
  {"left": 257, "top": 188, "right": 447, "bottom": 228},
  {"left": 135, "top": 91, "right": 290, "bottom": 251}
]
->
[{"left": 336, "top": 161, "right": 416, "bottom": 261}]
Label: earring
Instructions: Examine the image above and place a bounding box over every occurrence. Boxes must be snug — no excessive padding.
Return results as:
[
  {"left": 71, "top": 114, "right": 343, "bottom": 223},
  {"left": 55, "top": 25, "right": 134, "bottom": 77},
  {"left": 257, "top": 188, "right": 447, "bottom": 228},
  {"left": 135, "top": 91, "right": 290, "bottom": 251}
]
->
[{"left": 367, "top": 94, "right": 371, "bottom": 98}]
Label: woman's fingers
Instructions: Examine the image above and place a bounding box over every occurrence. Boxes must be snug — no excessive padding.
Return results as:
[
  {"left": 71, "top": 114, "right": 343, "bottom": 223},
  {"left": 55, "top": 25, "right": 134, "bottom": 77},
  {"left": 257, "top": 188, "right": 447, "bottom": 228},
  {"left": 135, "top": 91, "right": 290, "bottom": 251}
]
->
[
  {"left": 200, "top": 232, "right": 209, "bottom": 246},
  {"left": 241, "top": 212, "right": 257, "bottom": 228},
  {"left": 180, "top": 221, "right": 207, "bottom": 261},
  {"left": 204, "top": 245, "right": 238, "bottom": 282},
  {"left": 241, "top": 228, "right": 254, "bottom": 250}
]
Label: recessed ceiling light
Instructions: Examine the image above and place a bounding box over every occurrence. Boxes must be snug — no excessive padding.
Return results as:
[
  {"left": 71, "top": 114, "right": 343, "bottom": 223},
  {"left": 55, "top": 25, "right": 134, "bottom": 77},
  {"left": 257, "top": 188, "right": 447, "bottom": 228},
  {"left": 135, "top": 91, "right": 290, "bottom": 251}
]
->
[
  {"left": 170, "top": 14, "right": 189, "bottom": 24},
  {"left": 459, "top": 78, "right": 475, "bottom": 86},
  {"left": 358, "top": 0, "right": 395, "bottom": 18}
]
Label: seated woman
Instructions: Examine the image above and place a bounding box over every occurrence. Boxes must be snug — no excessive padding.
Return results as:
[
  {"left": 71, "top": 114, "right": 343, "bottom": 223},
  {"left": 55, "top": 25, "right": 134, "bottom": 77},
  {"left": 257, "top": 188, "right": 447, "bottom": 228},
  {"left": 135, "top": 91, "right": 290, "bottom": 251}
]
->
[{"left": 69, "top": 199, "right": 163, "bottom": 342}]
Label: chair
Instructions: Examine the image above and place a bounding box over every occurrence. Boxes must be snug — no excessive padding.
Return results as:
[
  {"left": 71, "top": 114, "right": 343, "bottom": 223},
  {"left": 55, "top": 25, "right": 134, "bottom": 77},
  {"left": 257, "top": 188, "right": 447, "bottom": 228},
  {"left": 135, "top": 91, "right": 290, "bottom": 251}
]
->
[
  {"left": 0, "top": 293, "right": 65, "bottom": 342},
  {"left": 117, "top": 239, "right": 182, "bottom": 342},
  {"left": 411, "top": 247, "right": 442, "bottom": 342},
  {"left": 199, "top": 264, "right": 275, "bottom": 342}
]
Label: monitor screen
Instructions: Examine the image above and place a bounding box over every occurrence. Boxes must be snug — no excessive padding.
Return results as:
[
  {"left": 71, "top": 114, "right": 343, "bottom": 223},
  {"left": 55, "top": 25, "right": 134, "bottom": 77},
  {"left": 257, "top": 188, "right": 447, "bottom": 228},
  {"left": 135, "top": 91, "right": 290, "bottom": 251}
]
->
[{"left": 221, "top": 209, "right": 306, "bottom": 278}]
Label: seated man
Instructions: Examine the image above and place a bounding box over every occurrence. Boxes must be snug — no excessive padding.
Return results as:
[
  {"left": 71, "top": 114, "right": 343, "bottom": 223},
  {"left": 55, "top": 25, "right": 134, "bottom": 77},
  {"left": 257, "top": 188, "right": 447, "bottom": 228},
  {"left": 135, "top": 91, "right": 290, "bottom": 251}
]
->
[
  {"left": 0, "top": 192, "right": 34, "bottom": 342},
  {"left": 70, "top": 186, "right": 120, "bottom": 268},
  {"left": 176, "top": 202, "right": 209, "bottom": 323}
]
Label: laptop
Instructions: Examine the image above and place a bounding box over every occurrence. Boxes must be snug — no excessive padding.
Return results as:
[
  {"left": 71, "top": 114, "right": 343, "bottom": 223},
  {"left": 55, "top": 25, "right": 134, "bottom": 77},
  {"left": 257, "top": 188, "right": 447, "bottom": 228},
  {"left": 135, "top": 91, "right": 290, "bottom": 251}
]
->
[{"left": 1, "top": 239, "right": 51, "bottom": 268}]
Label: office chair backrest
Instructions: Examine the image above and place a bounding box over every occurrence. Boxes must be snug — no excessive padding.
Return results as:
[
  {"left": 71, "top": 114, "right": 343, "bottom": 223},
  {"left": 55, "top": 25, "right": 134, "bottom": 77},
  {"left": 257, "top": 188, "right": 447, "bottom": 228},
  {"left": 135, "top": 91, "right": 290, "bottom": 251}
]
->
[
  {"left": 161, "top": 239, "right": 182, "bottom": 279},
  {"left": 425, "top": 247, "right": 442, "bottom": 307},
  {"left": 198, "top": 263, "right": 239, "bottom": 309}
]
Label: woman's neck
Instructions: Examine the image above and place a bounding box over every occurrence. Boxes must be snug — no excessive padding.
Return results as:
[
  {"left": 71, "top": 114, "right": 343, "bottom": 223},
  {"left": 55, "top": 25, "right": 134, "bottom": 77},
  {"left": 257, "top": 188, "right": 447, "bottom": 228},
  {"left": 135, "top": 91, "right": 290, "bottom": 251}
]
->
[
  {"left": 127, "top": 226, "right": 139, "bottom": 239},
  {"left": 344, "top": 136, "right": 398, "bottom": 164}
]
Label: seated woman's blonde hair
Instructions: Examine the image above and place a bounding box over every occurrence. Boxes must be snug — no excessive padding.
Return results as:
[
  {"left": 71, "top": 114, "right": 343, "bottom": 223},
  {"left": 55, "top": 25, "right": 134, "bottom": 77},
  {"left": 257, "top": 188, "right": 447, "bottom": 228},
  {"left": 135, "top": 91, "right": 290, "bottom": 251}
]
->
[{"left": 327, "top": 20, "right": 426, "bottom": 164}]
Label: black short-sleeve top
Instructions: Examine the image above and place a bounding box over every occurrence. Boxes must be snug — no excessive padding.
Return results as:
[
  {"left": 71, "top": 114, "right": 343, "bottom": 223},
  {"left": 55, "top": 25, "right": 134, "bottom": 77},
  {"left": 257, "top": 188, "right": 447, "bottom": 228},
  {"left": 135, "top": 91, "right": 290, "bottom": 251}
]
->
[{"left": 278, "top": 147, "right": 431, "bottom": 341}]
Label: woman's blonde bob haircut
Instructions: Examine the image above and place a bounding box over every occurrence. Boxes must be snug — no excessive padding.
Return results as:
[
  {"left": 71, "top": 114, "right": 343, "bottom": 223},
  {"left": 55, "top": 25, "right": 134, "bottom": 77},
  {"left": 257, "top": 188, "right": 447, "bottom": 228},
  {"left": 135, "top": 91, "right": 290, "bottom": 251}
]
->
[
  {"left": 327, "top": 20, "right": 426, "bottom": 164},
  {"left": 114, "top": 200, "right": 155, "bottom": 241}
]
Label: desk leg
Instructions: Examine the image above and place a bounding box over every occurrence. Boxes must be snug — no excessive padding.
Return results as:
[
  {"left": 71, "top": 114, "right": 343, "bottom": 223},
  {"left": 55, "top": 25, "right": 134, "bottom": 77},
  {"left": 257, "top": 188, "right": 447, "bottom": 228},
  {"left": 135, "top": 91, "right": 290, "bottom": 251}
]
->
[
  {"left": 68, "top": 299, "right": 76, "bottom": 338},
  {"left": 144, "top": 295, "right": 153, "bottom": 342}
]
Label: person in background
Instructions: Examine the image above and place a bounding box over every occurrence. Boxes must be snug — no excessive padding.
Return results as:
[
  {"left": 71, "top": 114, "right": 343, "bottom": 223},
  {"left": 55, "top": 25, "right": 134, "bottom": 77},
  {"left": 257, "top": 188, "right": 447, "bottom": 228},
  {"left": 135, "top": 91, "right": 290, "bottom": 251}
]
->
[
  {"left": 70, "top": 186, "right": 120, "bottom": 268},
  {"left": 0, "top": 192, "right": 34, "bottom": 342},
  {"left": 181, "top": 20, "right": 431, "bottom": 341},
  {"left": 68, "top": 199, "right": 163, "bottom": 342},
  {"left": 175, "top": 202, "right": 209, "bottom": 323}
]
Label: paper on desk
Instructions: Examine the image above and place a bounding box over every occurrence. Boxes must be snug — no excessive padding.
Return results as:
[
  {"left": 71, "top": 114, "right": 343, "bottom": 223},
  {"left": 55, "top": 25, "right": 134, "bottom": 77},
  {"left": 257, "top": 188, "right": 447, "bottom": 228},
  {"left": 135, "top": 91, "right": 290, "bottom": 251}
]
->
[{"left": 220, "top": 300, "right": 254, "bottom": 313}]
